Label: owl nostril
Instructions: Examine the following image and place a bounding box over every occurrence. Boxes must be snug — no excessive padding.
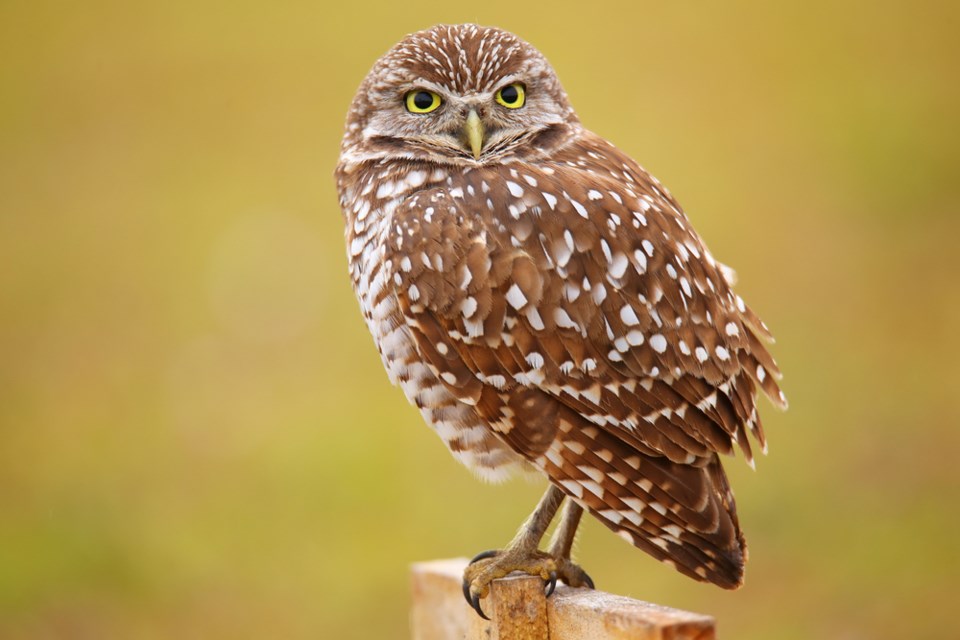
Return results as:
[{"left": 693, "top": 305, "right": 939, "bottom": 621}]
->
[{"left": 460, "top": 101, "right": 486, "bottom": 118}]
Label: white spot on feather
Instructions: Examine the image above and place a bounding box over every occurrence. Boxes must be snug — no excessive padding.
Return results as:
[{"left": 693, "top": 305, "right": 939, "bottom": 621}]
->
[
  {"left": 571, "top": 199, "right": 589, "bottom": 218},
  {"left": 609, "top": 253, "right": 629, "bottom": 279},
  {"left": 506, "top": 284, "right": 527, "bottom": 309},
  {"left": 600, "top": 239, "right": 613, "bottom": 263},
  {"left": 555, "top": 307, "right": 579, "bottom": 329},
  {"left": 578, "top": 465, "right": 604, "bottom": 483},
  {"left": 650, "top": 334, "right": 667, "bottom": 353},
  {"left": 582, "top": 480, "right": 604, "bottom": 498},
  {"left": 633, "top": 249, "right": 647, "bottom": 272},
  {"left": 525, "top": 307, "right": 545, "bottom": 331},
  {"left": 591, "top": 282, "right": 607, "bottom": 304},
  {"left": 506, "top": 181, "right": 524, "bottom": 197},
  {"left": 560, "top": 480, "right": 584, "bottom": 498},
  {"left": 620, "top": 305, "right": 640, "bottom": 326},
  {"left": 564, "top": 440, "right": 586, "bottom": 455},
  {"left": 601, "top": 509, "right": 624, "bottom": 524},
  {"left": 376, "top": 181, "right": 396, "bottom": 199},
  {"left": 406, "top": 170, "right": 427, "bottom": 188}
]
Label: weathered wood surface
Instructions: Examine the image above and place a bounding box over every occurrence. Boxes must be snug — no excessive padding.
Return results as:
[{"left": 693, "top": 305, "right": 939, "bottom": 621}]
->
[{"left": 411, "top": 558, "right": 716, "bottom": 640}]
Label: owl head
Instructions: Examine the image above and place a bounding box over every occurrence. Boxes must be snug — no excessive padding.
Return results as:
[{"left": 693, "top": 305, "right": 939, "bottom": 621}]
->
[{"left": 340, "top": 24, "right": 580, "bottom": 166}]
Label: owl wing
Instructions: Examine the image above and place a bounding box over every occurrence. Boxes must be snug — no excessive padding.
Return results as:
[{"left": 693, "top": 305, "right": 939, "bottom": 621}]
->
[{"left": 382, "top": 134, "right": 785, "bottom": 587}]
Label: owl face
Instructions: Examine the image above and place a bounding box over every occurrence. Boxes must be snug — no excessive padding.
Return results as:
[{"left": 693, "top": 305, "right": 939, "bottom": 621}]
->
[{"left": 342, "top": 24, "right": 580, "bottom": 166}]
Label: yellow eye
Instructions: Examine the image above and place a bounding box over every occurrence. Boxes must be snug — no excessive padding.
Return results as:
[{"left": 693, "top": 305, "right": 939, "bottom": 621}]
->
[
  {"left": 495, "top": 83, "right": 525, "bottom": 109},
  {"left": 405, "top": 90, "right": 442, "bottom": 113}
]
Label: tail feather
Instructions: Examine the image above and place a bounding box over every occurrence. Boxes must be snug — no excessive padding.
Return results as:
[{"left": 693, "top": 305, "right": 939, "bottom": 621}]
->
[{"left": 538, "top": 405, "right": 747, "bottom": 589}]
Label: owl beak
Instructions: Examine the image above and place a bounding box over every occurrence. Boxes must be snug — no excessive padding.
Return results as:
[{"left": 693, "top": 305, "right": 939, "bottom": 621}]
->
[{"left": 465, "top": 109, "right": 485, "bottom": 160}]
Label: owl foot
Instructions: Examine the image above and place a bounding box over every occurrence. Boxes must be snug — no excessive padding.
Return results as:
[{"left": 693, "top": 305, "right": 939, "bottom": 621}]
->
[
  {"left": 553, "top": 555, "right": 595, "bottom": 590},
  {"left": 462, "top": 548, "right": 558, "bottom": 620},
  {"left": 461, "top": 486, "right": 595, "bottom": 618}
]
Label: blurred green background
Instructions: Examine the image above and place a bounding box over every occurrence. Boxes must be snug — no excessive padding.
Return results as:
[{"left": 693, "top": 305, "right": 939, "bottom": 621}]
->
[{"left": 1, "top": 1, "right": 958, "bottom": 638}]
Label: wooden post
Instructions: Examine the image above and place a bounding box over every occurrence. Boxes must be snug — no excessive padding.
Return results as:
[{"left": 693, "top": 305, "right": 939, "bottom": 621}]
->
[{"left": 411, "top": 558, "right": 716, "bottom": 640}]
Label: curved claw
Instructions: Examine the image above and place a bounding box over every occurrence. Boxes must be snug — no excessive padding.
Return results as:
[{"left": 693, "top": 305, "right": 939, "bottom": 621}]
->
[
  {"left": 581, "top": 570, "right": 595, "bottom": 590},
  {"left": 463, "top": 552, "right": 497, "bottom": 620},
  {"left": 470, "top": 591, "right": 490, "bottom": 621},
  {"left": 544, "top": 570, "right": 558, "bottom": 597},
  {"left": 468, "top": 549, "right": 499, "bottom": 565}
]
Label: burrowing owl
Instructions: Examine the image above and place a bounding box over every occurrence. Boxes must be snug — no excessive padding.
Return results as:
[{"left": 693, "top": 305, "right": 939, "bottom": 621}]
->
[{"left": 335, "top": 24, "right": 785, "bottom": 618}]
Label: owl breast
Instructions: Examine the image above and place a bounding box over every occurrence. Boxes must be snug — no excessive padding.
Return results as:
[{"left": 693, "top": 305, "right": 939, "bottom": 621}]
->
[{"left": 342, "top": 161, "right": 531, "bottom": 482}]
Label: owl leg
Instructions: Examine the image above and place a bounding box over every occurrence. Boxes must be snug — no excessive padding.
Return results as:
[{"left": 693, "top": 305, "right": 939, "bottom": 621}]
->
[
  {"left": 462, "top": 484, "right": 565, "bottom": 619},
  {"left": 546, "top": 500, "right": 595, "bottom": 589}
]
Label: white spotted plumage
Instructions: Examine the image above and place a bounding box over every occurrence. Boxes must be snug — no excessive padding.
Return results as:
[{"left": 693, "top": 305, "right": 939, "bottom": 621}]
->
[{"left": 336, "top": 23, "right": 786, "bottom": 590}]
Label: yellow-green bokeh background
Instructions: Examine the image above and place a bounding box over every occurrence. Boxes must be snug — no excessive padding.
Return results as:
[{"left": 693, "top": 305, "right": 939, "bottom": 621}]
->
[{"left": 2, "top": 1, "right": 958, "bottom": 638}]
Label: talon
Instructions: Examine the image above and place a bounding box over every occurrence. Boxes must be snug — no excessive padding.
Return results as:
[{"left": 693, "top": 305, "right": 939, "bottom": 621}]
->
[
  {"left": 470, "top": 591, "right": 490, "bottom": 620},
  {"left": 582, "top": 571, "right": 595, "bottom": 590},
  {"left": 469, "top": 549, "right": 499, "bottom": 565},
  {"left": 544, "top": 570, "right": 557, "bottom": 597},
  {"left": 463, "top": 546, "right": 563, "bottom": 618}
]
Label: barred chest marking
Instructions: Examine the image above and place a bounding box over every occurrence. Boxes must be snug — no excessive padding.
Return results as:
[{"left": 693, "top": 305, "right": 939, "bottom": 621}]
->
[{"left": 342, "top": 162, "right": 529, "bottom": 482}]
